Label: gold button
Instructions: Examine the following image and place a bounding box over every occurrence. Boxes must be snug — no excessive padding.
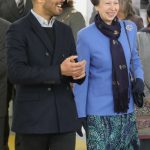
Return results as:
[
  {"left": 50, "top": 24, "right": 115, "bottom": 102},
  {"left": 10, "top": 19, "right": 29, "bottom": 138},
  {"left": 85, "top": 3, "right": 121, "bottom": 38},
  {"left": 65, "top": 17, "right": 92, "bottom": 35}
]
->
[
  {"left": 48, "top": 88, "right": 51, "bottom": 91},
  {"left": 122, "top": 65, "right": 126, "bottom": 69},
  {"left": 113, "top": 40, "right": 118, "bottom": 45},
  {"left": 112, "top": 81, "right": 116, "bottom": 85},
  {"left": 117, "top": 81, "right": 120, "bottom": 86},
  {"left": 114, "top": 30, "right": 118, "bottom": 35},
  {"left": 45, "top": 52, "right": 49, "bottom": 56},
  {"left": 113, "top": 40, "right": 116, "bottom": 45},
  {"left": 119, "top": 65, "right": 122, "bottom": 70},
  {"left": 119, "top": 65, "right": 126, "bottom": 70}
]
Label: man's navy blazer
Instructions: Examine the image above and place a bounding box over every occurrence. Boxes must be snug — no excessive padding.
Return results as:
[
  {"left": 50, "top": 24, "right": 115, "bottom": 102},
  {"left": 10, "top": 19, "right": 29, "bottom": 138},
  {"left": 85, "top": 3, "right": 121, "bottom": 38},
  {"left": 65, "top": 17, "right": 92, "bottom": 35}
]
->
[
  {"left": 0, "top": 18, "right": 11, "bottom": 117},
  {"left": 6, "top": 12, "right": 83, "bottom": 134}
]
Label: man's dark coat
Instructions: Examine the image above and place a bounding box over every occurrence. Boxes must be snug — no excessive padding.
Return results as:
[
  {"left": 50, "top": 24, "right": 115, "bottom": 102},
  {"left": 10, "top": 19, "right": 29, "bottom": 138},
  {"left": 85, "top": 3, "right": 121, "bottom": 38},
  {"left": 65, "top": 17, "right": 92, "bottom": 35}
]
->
[{"left": 6, "top": 12, "right": 83, "bottom": 134}]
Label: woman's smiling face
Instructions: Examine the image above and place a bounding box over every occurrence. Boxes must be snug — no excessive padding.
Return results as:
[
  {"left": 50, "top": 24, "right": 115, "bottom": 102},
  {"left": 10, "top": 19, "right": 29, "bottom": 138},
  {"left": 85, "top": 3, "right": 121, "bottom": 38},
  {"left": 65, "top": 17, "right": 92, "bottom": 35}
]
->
[{"left": 95, "top": 0, "right": 119, "bottom": 25}]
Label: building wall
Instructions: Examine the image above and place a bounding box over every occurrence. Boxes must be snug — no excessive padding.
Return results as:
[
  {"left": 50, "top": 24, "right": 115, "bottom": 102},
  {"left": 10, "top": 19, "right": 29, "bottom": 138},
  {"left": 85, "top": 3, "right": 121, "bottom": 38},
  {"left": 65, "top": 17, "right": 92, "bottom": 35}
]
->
[
  {"left": 132, "top": 0, "right": 140, "bottom": 8},
  {"left": 74, "top": 0, "right": 93, "bottom": 25}
]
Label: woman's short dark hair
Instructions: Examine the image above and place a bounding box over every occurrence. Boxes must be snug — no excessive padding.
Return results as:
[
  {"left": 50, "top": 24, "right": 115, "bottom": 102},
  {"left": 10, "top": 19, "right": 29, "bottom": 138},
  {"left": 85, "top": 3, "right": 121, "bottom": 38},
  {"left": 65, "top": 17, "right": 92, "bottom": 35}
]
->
[{"left": 90, "top": 0, "right": 100, "bottom": 6}]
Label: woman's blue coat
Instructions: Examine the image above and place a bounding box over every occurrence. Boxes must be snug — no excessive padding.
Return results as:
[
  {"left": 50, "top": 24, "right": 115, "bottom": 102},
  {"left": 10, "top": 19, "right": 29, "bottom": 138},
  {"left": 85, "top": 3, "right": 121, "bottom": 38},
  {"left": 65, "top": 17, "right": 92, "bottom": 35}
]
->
[{"left": 74, "top": 20, "right": 144, "bottom": 117}]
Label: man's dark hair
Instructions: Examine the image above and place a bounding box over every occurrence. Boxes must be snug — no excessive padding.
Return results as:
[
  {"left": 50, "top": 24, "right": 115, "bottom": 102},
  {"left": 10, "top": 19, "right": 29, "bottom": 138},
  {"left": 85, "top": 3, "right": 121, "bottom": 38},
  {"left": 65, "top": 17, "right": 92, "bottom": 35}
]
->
[
  {"left": 90, "top": 0, "right": 100, "bottom": 6},
  {"left": 63, "top": 0, "right": 74, "bottom": 8}
]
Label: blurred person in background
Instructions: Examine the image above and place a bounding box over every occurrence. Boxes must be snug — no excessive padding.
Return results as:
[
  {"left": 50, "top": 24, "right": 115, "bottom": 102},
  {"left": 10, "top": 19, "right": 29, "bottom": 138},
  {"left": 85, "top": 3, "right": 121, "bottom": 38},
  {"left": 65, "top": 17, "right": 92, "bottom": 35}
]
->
[
  {"left": 137, "top": 4, "right": 150, "bottom": 113},
  {"left": 56, "top": 0, "right": 85, "bottom": 42},
  {"left": 89, "top": 7, "right": 97, "bottom": 24},
  {"left": 0, "top": 18, "right": 10, "bottom": 150},
  {"left": 136, "top": 4, "right": 150, "bottom": 150},
  {"left": 74, "top": 0, "right": 144, "bottom": 149},
  {"left": 0, "top": 1, "right": 32, "bottom": 150},
  {"left": 141, "top": 0, "right": 150, "bottom": 9},
  {"left": 117, "top": 0, "right": 144, "bottom": 31},
  {"left": 0, "top": 0, "right": 33, "bottom": 22}
]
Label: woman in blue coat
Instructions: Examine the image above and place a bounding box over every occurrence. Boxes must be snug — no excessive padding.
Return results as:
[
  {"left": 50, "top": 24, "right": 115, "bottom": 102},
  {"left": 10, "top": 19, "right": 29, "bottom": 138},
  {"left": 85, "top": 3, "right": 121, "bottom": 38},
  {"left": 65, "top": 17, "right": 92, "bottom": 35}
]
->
[{"left": 74, "top": 0, "right": 144, "bottom": 149}]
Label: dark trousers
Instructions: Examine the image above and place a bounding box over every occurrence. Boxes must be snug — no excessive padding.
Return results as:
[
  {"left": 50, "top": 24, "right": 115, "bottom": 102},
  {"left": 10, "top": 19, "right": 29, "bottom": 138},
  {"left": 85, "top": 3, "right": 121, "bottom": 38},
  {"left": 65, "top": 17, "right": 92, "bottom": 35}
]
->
[
  {"left": 1, "top": 80, "right": 13, "bottom": 150},
  {"left": 2, "top": 80, "right": 14, "bottom": 150},
  {"left": 0, "top": 118, "right": 5, "bottom": 150},
  {"left": 0, "top": 117, "right": 9, "bottom": 150},
  {"left": 0, "top": 80, "right": 12, "bottom": 150},
  {"left": 16, "top": 132, "right": 76, "bottom": 150}
]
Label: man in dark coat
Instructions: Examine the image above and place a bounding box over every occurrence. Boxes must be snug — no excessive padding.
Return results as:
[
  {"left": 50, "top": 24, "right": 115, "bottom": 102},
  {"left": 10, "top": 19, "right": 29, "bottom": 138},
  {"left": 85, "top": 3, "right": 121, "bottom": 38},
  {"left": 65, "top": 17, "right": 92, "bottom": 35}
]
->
[
  {"left": 0, "top": 1, "right": 33, "bottom": 149},
  {"left": 6, "top": 0, "right": 86, "bottom": 149},
  {"left": 0, "top": 18, "right": 11, "bottom": 150}
]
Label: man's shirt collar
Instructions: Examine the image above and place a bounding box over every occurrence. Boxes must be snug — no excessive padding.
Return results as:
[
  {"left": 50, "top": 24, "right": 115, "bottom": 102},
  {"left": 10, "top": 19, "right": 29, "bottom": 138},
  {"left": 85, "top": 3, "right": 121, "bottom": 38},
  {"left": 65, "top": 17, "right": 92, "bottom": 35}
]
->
[{"left": 31, "top": 9, "right": 55, "bottom": 27}]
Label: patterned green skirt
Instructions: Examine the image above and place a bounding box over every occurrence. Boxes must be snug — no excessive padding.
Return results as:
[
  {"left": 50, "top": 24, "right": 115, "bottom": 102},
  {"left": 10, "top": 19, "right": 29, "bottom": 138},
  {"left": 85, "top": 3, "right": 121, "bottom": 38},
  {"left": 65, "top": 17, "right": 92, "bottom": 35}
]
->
[{"left": 87, "top": 113, "right": 140, "bottom": 150}]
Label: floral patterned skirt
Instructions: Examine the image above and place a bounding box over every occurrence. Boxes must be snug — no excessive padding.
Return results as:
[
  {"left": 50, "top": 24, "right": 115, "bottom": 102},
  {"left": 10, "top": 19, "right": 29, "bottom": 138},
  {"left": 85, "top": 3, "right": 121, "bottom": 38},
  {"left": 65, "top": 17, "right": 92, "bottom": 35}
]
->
[{"left": 87, "top": 113, "right": 140, "bottom": 150}]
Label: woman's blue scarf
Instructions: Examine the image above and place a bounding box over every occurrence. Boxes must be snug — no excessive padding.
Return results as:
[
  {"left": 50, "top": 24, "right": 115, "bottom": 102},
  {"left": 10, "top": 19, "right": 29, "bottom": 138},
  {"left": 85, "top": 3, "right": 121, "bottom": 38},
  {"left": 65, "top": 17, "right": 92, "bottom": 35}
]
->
[{"left": 95, "top": 14, "right": 129, "bottom": 113}]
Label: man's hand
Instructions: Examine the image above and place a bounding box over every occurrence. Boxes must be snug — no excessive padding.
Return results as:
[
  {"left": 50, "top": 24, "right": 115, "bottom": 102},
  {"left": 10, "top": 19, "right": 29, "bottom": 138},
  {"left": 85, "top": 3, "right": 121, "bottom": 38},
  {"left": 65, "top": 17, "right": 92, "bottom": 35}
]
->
[
  {"left": 76, "top": 117, "right": 87, "bottom": 137},
  {"left": 60, "top": 55, "right": 86, "bottom": 79}
]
